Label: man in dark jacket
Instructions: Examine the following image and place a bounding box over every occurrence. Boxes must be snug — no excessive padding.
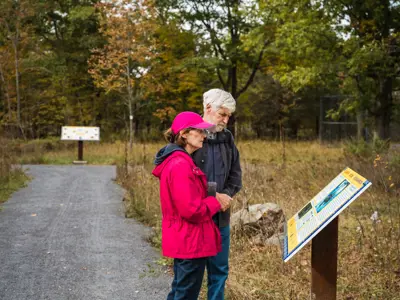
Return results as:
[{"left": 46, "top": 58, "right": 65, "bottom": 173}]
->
[{"left": 192, "top": 89, "right": 242, "bottom": 300}]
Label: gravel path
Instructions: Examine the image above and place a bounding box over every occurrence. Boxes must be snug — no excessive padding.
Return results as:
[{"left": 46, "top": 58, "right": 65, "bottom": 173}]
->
[{"left": 0, "top": 165, "right": 170, "bottom": 300}]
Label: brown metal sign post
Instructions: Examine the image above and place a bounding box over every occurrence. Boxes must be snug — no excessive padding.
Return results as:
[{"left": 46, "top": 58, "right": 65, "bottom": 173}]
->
[{"left": 311, "top": 216, "right": 339, "bottom": 300}]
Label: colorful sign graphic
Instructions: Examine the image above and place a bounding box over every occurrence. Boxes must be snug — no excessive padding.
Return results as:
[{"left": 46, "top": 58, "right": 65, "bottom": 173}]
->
[{"left": 283, "top": 167, "right": 371, "bottom": 262}]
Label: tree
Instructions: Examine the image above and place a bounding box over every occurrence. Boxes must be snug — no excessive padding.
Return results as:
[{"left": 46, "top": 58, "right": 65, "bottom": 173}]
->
[
  {"left": 0, "top": 0, "right": 34, "bottom": 137},
  {"left": 329, "top": 0, "right": 400, "bottom": 140},
  {"left": 89, "top": 0, "right": 157, "bottom": 148},
  {"left": 32, "top": 0, "right": 105, "bottom": 130},
  {"left": 273, "top": 0, "right": 400, "bottom": 140},
  {"left": 145, "top": 20, "right": 205, "bottom": 126},
  {"left": 156, "top": 0, "right": 277, "bottom": 134},
  {"left": 0, "top": 43, "right": 12, "bottom": 123}
]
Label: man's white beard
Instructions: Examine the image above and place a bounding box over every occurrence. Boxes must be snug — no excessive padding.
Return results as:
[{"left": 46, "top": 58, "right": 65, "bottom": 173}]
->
[{"left": 215, "top": 124, "right": 226, "bottom": 132}]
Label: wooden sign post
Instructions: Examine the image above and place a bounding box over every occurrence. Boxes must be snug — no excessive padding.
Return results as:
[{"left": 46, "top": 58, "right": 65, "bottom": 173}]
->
[
  {"left": 60, "top": 126, "right": 100, "bottom": 164},
  {"left": 78, "top": 140, "right": 84, "bottom": 161},
  {"left": 311, "top": 217, "right": 338, "bottom": 300}
]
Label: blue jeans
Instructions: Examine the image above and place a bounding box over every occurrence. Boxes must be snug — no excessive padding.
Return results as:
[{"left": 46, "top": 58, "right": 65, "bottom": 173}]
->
[
  {"left": 167, "top": 257, "right": 207, "bottom": 300},
  {"left": 207, "top": 225, "right": 230, "bottom": 300}
]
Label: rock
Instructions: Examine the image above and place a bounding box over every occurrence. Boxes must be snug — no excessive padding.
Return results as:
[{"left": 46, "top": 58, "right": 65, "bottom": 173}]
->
[
  {"left": 252, "top": 233, "right": 284, "bottom": 247},
  {"left": 231, "top": 203, "right": 285, "bottom": 246}
]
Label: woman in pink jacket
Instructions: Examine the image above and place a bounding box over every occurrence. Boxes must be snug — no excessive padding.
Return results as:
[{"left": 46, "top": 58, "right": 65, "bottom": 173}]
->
[{"left": 152, "top": 111, "right": 227, "bottom": 300}]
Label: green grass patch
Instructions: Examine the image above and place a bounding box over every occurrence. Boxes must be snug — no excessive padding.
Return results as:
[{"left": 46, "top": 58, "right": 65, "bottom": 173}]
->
[
  {"left": 15, "top": 139, "right": 127, "bottom": 165},
  {"left": 0, "top": 168, "right": 30, "bottom": 206},
  {"left": 18, "top": 151, "right": 122, "bottom": 165}
]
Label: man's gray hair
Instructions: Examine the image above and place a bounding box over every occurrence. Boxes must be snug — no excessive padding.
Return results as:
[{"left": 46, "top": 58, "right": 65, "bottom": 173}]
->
[{"left": 203, "top": 89, "right": 236, "bottom": 113}]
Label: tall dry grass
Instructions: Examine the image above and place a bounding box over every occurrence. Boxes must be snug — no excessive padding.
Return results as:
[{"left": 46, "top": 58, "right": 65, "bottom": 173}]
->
[
  {"left": 119, "top": 140, "right": 400, "bottom": 299},
  {"left": 0, "top": 138, "right": 14, "bottom": 179},
  {"left": 0, "top": 138, "right": 28, "bottom": 205}
]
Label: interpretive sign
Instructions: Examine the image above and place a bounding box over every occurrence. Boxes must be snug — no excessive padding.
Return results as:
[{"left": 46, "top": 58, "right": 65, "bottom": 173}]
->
[
  {"left": 283, "top": 167, "right": 371, "bottom": 262},
  {"left": 61, "top": 126, "right": 100, "bottom": 141},
  {"left": 60, "top": 126, "right": 100, "bottom": 163}
]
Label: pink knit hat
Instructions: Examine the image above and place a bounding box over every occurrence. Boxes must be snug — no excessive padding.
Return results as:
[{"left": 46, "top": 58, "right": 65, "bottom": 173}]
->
[{"left": 171, "top": 112, "right": 215, "bottom": 134}]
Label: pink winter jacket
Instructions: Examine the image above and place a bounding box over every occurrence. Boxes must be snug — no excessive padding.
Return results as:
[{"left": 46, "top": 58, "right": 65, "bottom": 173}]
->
[{"left": 152, "top": 150, "right": 222, "bottom": 259}]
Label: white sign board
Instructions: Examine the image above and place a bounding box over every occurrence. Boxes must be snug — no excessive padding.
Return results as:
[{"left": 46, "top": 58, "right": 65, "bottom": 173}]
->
[
  {"left": 61, "top": 126, "right": 100, "bottom": 141},
  {"left": 283, "top": 167, "right": 371, "bottom": 262}
]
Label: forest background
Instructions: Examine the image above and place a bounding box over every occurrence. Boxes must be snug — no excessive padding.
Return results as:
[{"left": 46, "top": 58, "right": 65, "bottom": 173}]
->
[
  {"left": 1, "top": 0, "right": 400, "bottom": 142},
  {"left": 1, "top": 0, "right": 400, "bottom": 299}
]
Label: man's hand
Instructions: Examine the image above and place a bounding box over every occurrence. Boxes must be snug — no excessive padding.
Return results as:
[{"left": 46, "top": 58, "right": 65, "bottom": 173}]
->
[{"left": 216, "top": 193, "right": 232, "bottom": 212}]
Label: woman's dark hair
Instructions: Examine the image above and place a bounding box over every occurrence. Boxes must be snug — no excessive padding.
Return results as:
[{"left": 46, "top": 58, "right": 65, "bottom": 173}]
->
[{"left": 164, "top": 128, "right": 191, "bottom": 147}]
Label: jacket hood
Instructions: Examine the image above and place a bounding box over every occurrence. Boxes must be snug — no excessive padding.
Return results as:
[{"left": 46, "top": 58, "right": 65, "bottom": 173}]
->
[
  {"left": 154, "top": 143, "right": 186, "bottom": 166},
  {"left": 152, "top": 144, "right": 189, "bottom": 178},
  {"left": 152, "top": 144, "right": 194, "bottom": 178}
]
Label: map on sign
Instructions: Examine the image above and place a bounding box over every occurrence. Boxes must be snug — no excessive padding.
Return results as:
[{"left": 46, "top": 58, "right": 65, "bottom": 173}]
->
[
  {"left": 283, "top": 167, "right": 371, "bottom": 262},
  {"left": 61, "top": 126, "right": 100, "bottom": 141}
]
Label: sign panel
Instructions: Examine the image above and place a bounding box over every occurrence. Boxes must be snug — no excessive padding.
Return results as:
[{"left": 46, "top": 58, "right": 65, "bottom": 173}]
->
[
  {"left": 61, "top": 126, "right": 100, "bottom": 141},
  {"left": 283, "top": 167, "right": 371, "bottom": 262}
]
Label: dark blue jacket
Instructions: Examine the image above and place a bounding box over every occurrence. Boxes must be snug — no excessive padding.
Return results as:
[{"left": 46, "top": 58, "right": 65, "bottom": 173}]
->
[{"left": 192, "top": 129, "right": 242, "bottom": 227}]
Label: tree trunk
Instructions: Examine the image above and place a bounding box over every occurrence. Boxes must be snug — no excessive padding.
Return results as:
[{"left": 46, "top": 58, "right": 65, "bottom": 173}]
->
[
  {"left": 129, "top": 112, "right": 133, "bottom": 150},
  {"left": 0, "top": 61, "right": 12, "bottom": 122},
  {"left": 133, "top": 84, "right": 140, "bottom": 140},
  {"left": 14, "top": 43, "right": 20, "bottom": 127},
  {"left": 375, "top": 77, "right": 393, "bottom": 140},
  {"left": 227, "top": 64, "right": 237, "bottom": 136},
  {"left": 356, "top": 110, "right": 364, "bottom": 141},
  {"left": 11, "top": 38, "right": 26, "bottom": 139},
  {"left": 10, "top": 31, "right": 24, "bottom": 137},
  {"left": 375, "top": 2, "right": 392, "bottom": 140},
  {"left": 4, "top": 17, "right": 24, "bottom": 139},
  {"left": 280, "top": 122, "right": 286, "bottom": 165},
  {"left": 134, "top": 118, "right": 139, "bottom": 139},
  {"left": 128, "top": 97, "right": 133, "bottom": 151},
  {"left": 126, "top": 63, "right": 134, "bottom": 151}
]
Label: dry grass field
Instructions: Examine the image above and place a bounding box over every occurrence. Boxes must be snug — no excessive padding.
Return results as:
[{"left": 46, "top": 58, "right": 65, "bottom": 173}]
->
[
  {"left": 0, "top": 138, "right": 29, "bottom": 206},
  {"left": 11, "top": 138, "right": 400, "bottom": 299},
  {"left": 118, "top": 140, "right": 400, "bottom": 300}
]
